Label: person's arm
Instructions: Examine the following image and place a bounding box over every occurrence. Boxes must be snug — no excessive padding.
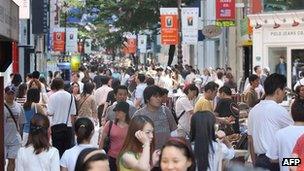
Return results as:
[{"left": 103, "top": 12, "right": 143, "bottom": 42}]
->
[
  {"left": 121, "top": 130, "right": 151, "bottom": 171},
  {"left": 91, "top": 97, "right": 98, "bottom": 120},
  {"left": 248, "top": 135, "right": 256, "bottom": 165},
  {"left": 99, "top": 122, "right": 110, "bottom": 149},
  {"left": 36, "top": 104, "right": 46, "bottom": 115}
]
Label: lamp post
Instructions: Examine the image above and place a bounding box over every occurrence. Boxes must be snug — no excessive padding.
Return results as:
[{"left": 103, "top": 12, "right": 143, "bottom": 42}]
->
[{"left": 177, "top": 0, "right": 183, "bottom": 66}]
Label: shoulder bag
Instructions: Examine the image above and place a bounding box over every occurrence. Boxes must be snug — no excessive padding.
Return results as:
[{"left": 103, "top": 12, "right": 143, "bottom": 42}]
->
[{"left": 103, "top": 121, "right": 113, "bottom": 153}]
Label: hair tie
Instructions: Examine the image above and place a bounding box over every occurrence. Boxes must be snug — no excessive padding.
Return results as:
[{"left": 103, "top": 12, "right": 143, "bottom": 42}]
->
[
  {"left": 80, "top": 124, "right": 86, "bottom": 128},
  {"left": 30, "top": 125, "right": 44, "bottom": 134}
]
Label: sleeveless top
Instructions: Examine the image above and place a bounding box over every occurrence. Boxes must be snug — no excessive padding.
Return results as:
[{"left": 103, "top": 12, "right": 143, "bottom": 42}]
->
[
  {"left": 23, "top": 104, "right": 37, "bottom": 133},
  {"left": 118, "top": 151, "right": 140, "bottom": 171}
]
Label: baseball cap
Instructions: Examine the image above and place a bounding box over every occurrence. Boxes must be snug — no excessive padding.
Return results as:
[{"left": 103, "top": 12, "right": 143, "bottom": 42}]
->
[
  {"left": 5, "top": 85, "right": 16, "bottom": 94},
  {"left": 113, "top": 101, "right": 129, "bottom": 115}
]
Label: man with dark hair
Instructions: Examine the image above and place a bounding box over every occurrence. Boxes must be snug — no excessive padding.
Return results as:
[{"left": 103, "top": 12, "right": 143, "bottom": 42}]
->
[
  {"left": 245, "top": 74, "right": 260, "bottom": 108},
  {"left": 248, "top": 73, "right": 293, "bottom": 170},
  {"left": 47, "top": 78, "right": 77, "bottom": 157},
  {"left": 266, "top": 99, "right": 304, "bottom": 171},
  {"left": 95, "top": 76, "right": 113, "bottom": 125},
  {"left": 133, "top": 85, "right": 177, "bottom": 149},
  {"left": 31, "top": 71, "right": 47, "bottom": 93},
  {"left": 194, "top": 81, "right": 219, "bottom": 112},
  {"left": 133, "top": 74, "right": 147, "bottom": 109},
  {"left": 244, "top": 65, "right": 265, "bottom": 98},
  {"left": 69, "top": 72, "right": 84, "bottom": 93},
  {"left": 104, "top": 85, "right": 137, "bottom": 122}
]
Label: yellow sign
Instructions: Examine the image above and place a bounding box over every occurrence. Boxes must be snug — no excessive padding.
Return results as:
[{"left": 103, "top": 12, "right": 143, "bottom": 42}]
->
[
  {"left": 215, "top": 20, "right": 236, "bottom": 27},
  {"left": 71, "top": 54, "right": 81, "bottom": 71}
]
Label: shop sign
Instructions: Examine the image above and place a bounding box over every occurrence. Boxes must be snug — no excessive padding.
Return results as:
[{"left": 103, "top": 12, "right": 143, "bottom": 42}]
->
[
  {"left": 138, "top": 35, "right": 147, "bottom": 53},
  {"left": 216, "top": 0, "right": 236, "bottom": 21},
  {"left": 160, "top": 8, "right": 179, "bottom": 45},
  {"left": 215, "top": 20, "right": 236, "bottom": 27},
  {"left": 53, "top": 32, "right": 65, "bottom": 52},
  {"left": 0, "top": 0, "right": 19, "bottom": 41},
  {"left": 202, "top": 25, "right": 222, "bottom": 38},
  {"left": 264, "top": 29, "right": 304, "bottom": 43},
  {"left": 65, "top": 28, "right": 78, "bottom": 53},
  {"left": 181, "top": 8, "right": 199, "bottom": 44}
]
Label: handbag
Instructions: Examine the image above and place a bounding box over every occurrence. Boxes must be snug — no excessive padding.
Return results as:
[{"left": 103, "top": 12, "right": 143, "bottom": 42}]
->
[
  {"left": 103, "top": 121, "right": 113, "bottom": 153},
  {"left": 51, "top": 94, "right": 73, "bottom": 134}
]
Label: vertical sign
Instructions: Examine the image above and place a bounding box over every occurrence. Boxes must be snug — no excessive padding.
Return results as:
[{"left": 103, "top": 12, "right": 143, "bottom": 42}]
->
[
  {"left": 138, "top": 35, "right": 147, "bottom": 53},
  {"left": 160, "top": 8, "right": 179, "bottom": 45},
  {"left": 127, "top": 37, "right": 137, "bottom": 54},
  {"left": 181, "top": 8, "right": 199, "bottom": 44},
  {"left": 216, "top": 0, "right": 236, "bottom": 21},
  {"left": 66, "top": 28, "right": 78, "bottom": 53},
  {"left": 53, "top": 32, "right": 65, "bottom": 52},
  {"left": 32, "top": 0, "right": 49, "bottom": 34},
  {"left": 19, "top": 0, "right": 30, "bottom": 19}
]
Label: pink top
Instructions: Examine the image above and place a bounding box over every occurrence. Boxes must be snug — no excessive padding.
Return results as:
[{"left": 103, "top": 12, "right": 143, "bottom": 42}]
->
[{"left": 103, "top": 121, "right": 128, "bottom": 158}]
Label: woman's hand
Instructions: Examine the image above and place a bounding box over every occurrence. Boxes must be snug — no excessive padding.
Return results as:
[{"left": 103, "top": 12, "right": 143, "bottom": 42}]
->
[
  {"left": 135, "top": 130, "right": 151, "bottom": 145},
  {"left": 152, "top": 150, "right": 161, "bottom": 166}
]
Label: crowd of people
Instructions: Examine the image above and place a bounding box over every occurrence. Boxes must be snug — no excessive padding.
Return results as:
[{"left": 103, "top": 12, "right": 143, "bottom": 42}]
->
[{"left": 3, "top": 63, "right": 304, "bottom": 171}]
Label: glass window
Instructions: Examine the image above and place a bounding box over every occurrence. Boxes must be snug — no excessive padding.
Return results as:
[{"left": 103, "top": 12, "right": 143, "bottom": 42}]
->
[{"left": 264, "top": 0, "right": 304, "bottom": 12}]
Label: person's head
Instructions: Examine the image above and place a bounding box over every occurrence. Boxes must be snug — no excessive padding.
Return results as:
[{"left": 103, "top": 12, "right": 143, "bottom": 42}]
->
[
  {"left": 249, "top": 74, "right": 260, "bottom": 88},
  {"left": 70, "top": 82, "right": 80, "bottom": 95},
  {"left": 203, "top": 69, "right": 211, "bottom": 76},
  {"left": 218, "top": 86, "right": 232, "bottom": 98},
  {"left": 146, "top": 77, "right": 155, "bottom": 86},
  {"left": 203, "top": 82, "right": 219, "bottom": 100},
  {"left": 160, "top": 137, "right": 196, "bottom": 171},
  {"left": 5, "top": 85, "right": 16, "bottom": 103},
  {"left": 225, "top": 73, "right": 234, "bottom": 82},
  {"left": 11, "top": 73, "right": 22, "bottom": 87},
  {"left": 26, "top": 113, "right": 51, "bottom": 154},
  {"left": 156, "top": 67, "right": 164, "bottom": 76},
  {"left": 75, "top": 148, "right": 109, "bottom": 171},
  {"left": 32, "top": 71, "right": 40, "bottom": 79},
  {"left": 264, "top": 73, "right": 287, "bottom": 103},
  {"left": 136, "top": 74, "right": 146, "bottom": 84},
  {"left": 183, "top": 84, "right": 199, "bottom": 100},
  {"left": 50, "top": 78, "right": 64, "bottom": 90},
  {"left": 113, "top": 101, "right": 130, "bottom": 124},
  {"left": 160, "top": 88, "right": 169, "bottom": 104},
  {"left": 279, "top": 56, "right": 285, "bottom": 63},
  {"left": 16, "top": 83, "right": 27, "bottom": 98},
  {"left": 74, "top": 117, "right": 94, "bottom": 144},
  {"left": 29, "top": 79, "right": 42, "bottom": 92},
  {"left": 105, "top": 69, "right": 112, "bottom": 77},
  {"left": 39, "top": 76, "right": 47, "bottom": 85},
  {"left": 114, "top": 85, "right": 128, "bottom": 102},
  {"left": 26, "top": 73, "right": 33, "bottom": 82},
  {"left": 71, "top": 72, "right": 80, "bottom": 82},
  {"left": 143, "top": 85, "right": 162, "bottom": 108},
  {"left": 295, "top": 85, "right": 304, "bottom": 99},
  {"left": 254, "top": 65, "right": 262, "bottom": 76},
  {"left": 82, "top": 82, "right": 95, "bottom": 96},
  {"left": 190, "top": 111, "right": 216, "bottom": 171},
  {"left": 48, "top": 71, "right": 53, "bottom": 79},
  {"left": 291, "top": 99, "right": 304, "bottom": 122},
  {"left": 100, "top": 76, "right": 110, "bottom": 86},
  {"left": 111, "top": 79, "right": 121, "bottom": 90},
  {"left": 118, "top": 115, "right": 155, "bottom": 161},
  {"left": 24, "top": 88, "right": 40, "bottom": 110}
]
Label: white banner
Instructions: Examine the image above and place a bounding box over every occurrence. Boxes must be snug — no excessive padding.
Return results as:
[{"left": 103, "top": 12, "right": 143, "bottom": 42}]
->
[
  {"left": 66, "top": 28, "right": 78, "bottom": 53},
  {"left": 14, "top": 0, "right": 30, "bottom": 19},
  {"left": 181, "top": 8, "right": 199, "bottom": 44},
  {"left": 137, "top": 35, "right": 147, "bottom": 53},
  {"left": 85, "top": 39, "right": 92, "bottom": 54}
]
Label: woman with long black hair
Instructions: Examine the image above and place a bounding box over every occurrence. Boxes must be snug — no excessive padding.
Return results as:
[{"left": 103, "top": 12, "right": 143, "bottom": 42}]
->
[{"left": 190, "top": 111, "right": 234, "bottom": 171}]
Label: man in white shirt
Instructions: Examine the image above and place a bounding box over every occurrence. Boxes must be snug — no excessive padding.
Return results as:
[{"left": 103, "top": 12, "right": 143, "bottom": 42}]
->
[
  {"left": 95, "top": 76, "right": 113, "bottom": 125},
  {"left": 266, "top": 99, "right": 304, "bottom": 171},
  {"left": 134, "top": 74, "right": 147, "bottom": 109},
  {"left": 47, "top": 78, "right": 77, "bottom": 157},
  {"left": 248, "top": 73, "right": 294, "bottom": 170}
]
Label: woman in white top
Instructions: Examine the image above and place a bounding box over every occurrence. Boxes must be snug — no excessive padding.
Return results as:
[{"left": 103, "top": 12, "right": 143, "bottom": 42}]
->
[
  {"left": 60, "top": 117, "right": 96, "bottom": 171},
  {"left": 190, "top": 111, "right": 234, "bottom": 171},
  {"left": 16, "top": 113, "right": 60, "bottom": 171}
]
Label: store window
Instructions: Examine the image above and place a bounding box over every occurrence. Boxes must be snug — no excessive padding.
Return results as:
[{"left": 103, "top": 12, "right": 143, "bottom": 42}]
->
[
  {"left": 291, "top": 49, "right": 304, "bottom": 90},
  {"left": 268, "top": 47, "right": 287, "bottom": 76},
  {"left": 264, "top": 0, "right": 304, "bottom": 12}
]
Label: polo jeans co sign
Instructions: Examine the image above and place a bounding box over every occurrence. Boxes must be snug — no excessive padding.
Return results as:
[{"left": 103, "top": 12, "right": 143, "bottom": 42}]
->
[{"left": 264, "top": 29, "right": 304, "bottom": 43}]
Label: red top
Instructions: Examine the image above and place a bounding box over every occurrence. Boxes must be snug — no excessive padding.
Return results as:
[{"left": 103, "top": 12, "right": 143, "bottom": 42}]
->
[
  {"left": 103, "top": 121, "right": 128, "bottom": 158},
  {"left": 293, "top": 134, "right": 304, "bottom": 171}
]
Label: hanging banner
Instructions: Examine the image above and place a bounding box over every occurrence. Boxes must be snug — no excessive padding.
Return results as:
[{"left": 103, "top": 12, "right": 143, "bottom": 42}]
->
[
  {"left": 53, "top": 32, "right": 65, "bottom": 52},
  {"left": 71, "top": 54, "right": 81, "bottom": 72},
  {"left": 160, "top": 8, "right": 179, "bottom": 45},
  {"left": 138, "top": 35, "right": 147, "bottom": 53},
  {"left": 181, "top": 8, "right": 199, "bottom": 44},
  {"left": 66, "top": 28, "right": 78, "bottom": 53},
  {"left": 84, "top": 39, "right": 92, "bottom": 54},
  {"left": 216, "top": 0, "right": 236, "bottom": 21}
]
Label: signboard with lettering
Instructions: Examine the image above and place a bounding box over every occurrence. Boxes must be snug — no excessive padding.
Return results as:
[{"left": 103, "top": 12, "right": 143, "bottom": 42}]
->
[
  {"left": 32, "top": 0, "right": 49, "bottom": 34},
  {"left": 0, "top": 0, "right": 19, "bottom": 41},
  {"left": 160, "top": 8, "right": 179, "bottom": 45},
  {"left": 264, "top": 29, "right": 304, "bottom": 43},
  {"left": 216, "top": 0, "right": 236, "bottom": 21},
  {"left": 215, "top": 20, "right": 236, "bottom": 27}
]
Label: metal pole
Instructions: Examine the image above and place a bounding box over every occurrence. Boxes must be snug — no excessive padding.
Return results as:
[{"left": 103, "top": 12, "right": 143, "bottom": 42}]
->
[
  {"left": 177, "top": 0, "right": 183, "bottom": 66},
  {"left": 0, "top": 75, "right": 4, "bottom": 171}
]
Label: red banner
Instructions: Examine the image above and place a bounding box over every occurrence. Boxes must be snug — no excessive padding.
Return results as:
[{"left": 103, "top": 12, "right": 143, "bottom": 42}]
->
[
  {"left": 160, "top": 8, "right": 179, "bottom": 45},
  {"left": 216, "top": 0, "right": 236, "bottom": 21},
  {"left": 123, "top": 38, "right": 137, "bottom": 54},
  {"left": 53, "top": 32, "right": 65, "bottom": 52}
]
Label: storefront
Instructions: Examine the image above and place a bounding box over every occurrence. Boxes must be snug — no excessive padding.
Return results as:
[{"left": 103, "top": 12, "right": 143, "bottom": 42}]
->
[{"left": 248, "top": 11, "right": 304, "bottom": 90}]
